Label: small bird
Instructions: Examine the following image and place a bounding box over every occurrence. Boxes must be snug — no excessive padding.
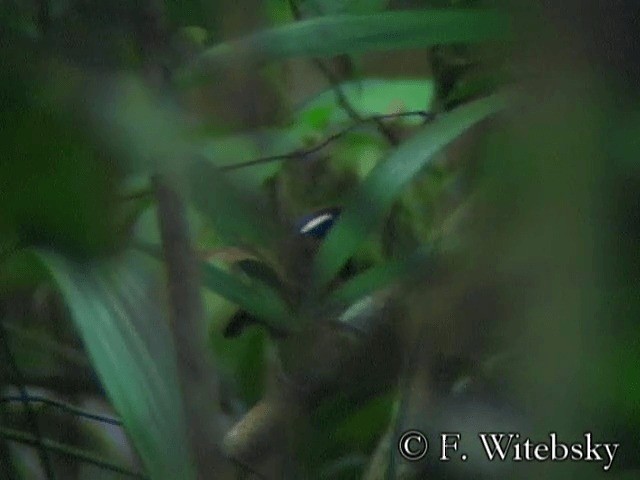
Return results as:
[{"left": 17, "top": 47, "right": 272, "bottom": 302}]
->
[
  {"left": 295, "top": 206, "right": 341, "bottom": 240},
  {"left": 223, "top": 207, "right": 342, "bottom": 338}
]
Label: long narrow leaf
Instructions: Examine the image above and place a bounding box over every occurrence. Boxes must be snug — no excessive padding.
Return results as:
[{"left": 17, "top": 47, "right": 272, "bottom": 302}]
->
[
  {"left": 313, "top": 92, "right": 509, "bottom": 288},
  {"left": 181, "top": 9, "right": 510, "bottom": 83},
  {"left": 135, "top": 242, "right": 295, "bottom": 333},
  {"left": 328, "top": 245, "right": 433, "bottom": 307},
  {"left": 32, "top": 249, "right": 196, "bottom": 480},
  {"left": 201, "top": 262, "right": 295, "bottom": 333}
]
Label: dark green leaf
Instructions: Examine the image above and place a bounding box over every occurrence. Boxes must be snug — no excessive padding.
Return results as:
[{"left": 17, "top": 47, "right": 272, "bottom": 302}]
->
[
  {"left": 136, "top": 242, "right": 295, "bottom": 333},
  {"left": 32, "top": 249, "right": 196, "bottom": 480},
  {"left": 313, "top": 92, "right": 509, "bottom": 288},
  {"left": 328, "top": 245, "right": 433, "bottom": 307},
  {"left": 180, "top": 9, "right": 510, "bottom": 84},
  {"left": 187, "top": 158, "right": 283, "bottom": 252},
  {"left": 201, "top": 261, "right": 294, "bottom": 333}
]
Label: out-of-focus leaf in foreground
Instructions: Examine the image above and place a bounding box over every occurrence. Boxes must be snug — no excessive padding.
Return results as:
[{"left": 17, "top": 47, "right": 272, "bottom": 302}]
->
[
  {"left": 314, "top": 92, "right": 510, "bottom": 288},
  {"left": 187, "top": 159, "right": 283, "bottom": 252},
  {"left": 135, "top": 242, "right": 295, "bottom": 335},
  {"left": 180, "top": 9, "right": 510, "bottom": 84},
  {"left": 31, "top": 249, "right": 196, "bottom": 480}
]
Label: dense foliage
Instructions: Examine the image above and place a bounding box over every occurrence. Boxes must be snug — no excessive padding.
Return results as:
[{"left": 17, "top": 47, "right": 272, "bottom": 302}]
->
[{"left": 1, "top": 1, "right": 639, "bottom": 479}]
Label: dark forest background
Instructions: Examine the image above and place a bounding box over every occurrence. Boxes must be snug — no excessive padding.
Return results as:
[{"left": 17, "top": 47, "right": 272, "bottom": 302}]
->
[{"left": 1, "top": 0, "right": 639, "bottom": 479}]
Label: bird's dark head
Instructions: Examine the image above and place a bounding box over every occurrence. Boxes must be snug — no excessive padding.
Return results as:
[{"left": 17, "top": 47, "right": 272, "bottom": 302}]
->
[
  {"left": 295, "top": 206, "right": 341, "bottom": 240},
  {"left": 224, "top": 206, "right": 343, "bottom": 338}
]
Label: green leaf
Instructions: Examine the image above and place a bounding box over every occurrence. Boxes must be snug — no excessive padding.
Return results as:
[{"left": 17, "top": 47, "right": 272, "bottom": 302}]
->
[
  {"left": 180, "top": 9, "right": 510, "bottom": 84},
  {"left": 135, "top": 242, "right": 295, "bottom": 334},
  {"left": 328, "top": 245, "right": 433, "bottom": 307},
  {"left": 31, "top": 249, "right": 196, "bottom": 480},
  {"left": 201, "top": 261, "right": 295, "bottom": 333},
  {"left": 313, "top": 92, "right": 510, "bottom": 288}
]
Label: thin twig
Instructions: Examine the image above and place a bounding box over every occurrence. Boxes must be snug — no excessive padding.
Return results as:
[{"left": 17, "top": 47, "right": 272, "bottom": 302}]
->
[
  {"left": 287, "top": 0, "right": 399, "bottom": 145},
  {"left": 0, "top": 427, "right": 148, "bottom": 479},
  {"left": 219, "top": 110, "right": 434, "bottom": 172},
  {"left": 0, "top": 396, "right": 122, "bottom": 426},
  {"left": 315, "top": 60, "right": 400, "bottom": 146},
  {"left": 0, "top": 320, "right": 56, "bottom": 480}
]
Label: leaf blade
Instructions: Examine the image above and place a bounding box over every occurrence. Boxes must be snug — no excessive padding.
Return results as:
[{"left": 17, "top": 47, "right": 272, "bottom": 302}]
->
[
  {"left": 181, "top": 9, "right": 510, "bottom": 84},
  {"left": 135, "top": 242, "right": 295, "bottom": 333},
  {"left": 32, "top": 249, "right": 196, "bottom": 480},
  {"left": 314, "top": 92, "right": 510, "bottom": 288}
]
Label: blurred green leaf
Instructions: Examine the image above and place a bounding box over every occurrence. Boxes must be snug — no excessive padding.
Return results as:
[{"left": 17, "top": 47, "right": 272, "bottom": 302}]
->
[
  {"left": 328, "top": 245, "right": 433, "bottom": 307},
  {"left": 135, "top": 242, "right": 295, "bottom": 334},
  {"left": 90, "top": 75, "right": 193, "bottom": 175},
  {"left": 31, "top": 249, "right": 196, "bottom": 480},
  {"left": 314, "top": 92, "right": 509, "bottom": 288},
  {"left": 334, "top": 392, "right": 394, "bottom": 451},
  {"left": 200, "top": 128, "right": 299, "bottom": 187},
  {"left": 165, "top": 1, "right": 218, "bottom": 30},
  {"left": 305, "top": 392, "right": 393, "bottom": 478},
  {"left": 187, "top": 158, "right": 283, "bottom": 251},
  {"left": 0, "top": 72, "right": 123, "bottom": 258},
  {"left": 180, "top": 9, "right": 510, "bottom": 84}
]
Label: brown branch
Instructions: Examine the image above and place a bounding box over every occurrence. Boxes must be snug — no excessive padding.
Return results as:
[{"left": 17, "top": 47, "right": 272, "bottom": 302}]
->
[
  {"left": 219, "top": 110, "right": 435, "bottom": 172},
  {"left": 287, "top": 0, "right": 399, "bottom": 146},
  {"left": 153, "top": 176, "right": 232, "bottom": 478}
]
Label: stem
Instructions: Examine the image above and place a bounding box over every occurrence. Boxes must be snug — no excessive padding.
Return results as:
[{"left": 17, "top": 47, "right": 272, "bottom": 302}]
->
[{"left": 153, "top": 176, "right": 231, "bottom": 478}]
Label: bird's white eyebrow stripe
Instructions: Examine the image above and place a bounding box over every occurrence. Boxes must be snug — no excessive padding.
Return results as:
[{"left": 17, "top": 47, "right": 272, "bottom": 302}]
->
[{"left": 299, "top": 213, "right": 334, "bottom": 234}]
